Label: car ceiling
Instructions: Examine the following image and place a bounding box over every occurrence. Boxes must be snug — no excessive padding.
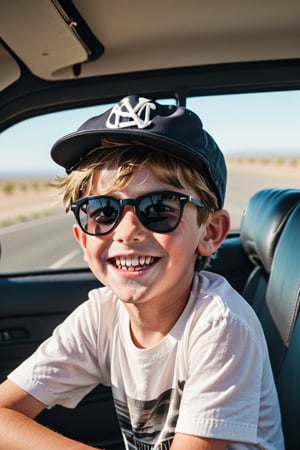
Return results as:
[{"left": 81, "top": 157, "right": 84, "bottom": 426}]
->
[{"left": 0, "top": 0, "right": 300, "bottom": 130}]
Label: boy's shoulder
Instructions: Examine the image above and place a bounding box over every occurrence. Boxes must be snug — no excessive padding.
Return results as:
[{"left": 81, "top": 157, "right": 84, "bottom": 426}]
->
[
  {"left": 194, "top": 270, "right": 240, "bottom": 302},
  {"left": 191, "top": 271, "right": 260, "bottom": 329},
  {"left": 67, "top": 285, "right": 122, "bottom": 331}
]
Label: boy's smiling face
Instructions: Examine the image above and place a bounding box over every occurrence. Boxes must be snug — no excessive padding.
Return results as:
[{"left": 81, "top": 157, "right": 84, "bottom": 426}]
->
[{"left": 73, "top": 166, "right": 220, "bottom": 313}]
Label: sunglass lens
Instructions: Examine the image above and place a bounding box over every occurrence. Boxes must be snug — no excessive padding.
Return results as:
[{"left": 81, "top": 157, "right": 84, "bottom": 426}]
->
[
  {"left": 79, "top": 197, "right": 120, "bottom": 235},
  {"left": 138, "top": 193, "right": 181, "bottom": 232}
]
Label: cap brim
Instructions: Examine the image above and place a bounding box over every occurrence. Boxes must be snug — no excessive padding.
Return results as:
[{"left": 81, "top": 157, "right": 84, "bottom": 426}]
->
[
  {"left": 51, "top": 128, "right": 210, "bottom": 175},
  {"left": 51, "top": 128, "right": 225, "bottom": 208}
]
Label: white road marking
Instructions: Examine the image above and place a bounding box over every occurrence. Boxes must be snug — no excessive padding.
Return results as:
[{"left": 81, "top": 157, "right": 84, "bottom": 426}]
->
[
  {"left": 49, "top": 249, "right": 80, "bottom": 269},
  {"left": 0, "top": 213, "right": 67, "bottom": 236}
]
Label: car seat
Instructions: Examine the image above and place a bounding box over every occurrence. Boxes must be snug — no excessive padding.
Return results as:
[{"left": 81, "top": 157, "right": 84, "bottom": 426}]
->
[
  {"left": 265, "top": 202, "right": 300, "bottom": 449},
  {"left": 240, "top": 188, "right": 300, "bottom": 315},
  {"left": 240, "top": 188, "right": 300, "bottom": 376}
]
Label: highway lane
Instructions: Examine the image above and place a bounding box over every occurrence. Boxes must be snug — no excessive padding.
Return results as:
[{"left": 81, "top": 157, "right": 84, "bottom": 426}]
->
[
  {"left": 1, "top": 171, "right": 300, "bottom": 273},
  {"left": 0, "top": 213, "right": 86, "bottom": 272}
]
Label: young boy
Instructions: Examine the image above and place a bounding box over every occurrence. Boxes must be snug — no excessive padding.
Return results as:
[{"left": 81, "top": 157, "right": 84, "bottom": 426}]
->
[{"left": 0, "top": 95, "right": 284, "bottom": 449}]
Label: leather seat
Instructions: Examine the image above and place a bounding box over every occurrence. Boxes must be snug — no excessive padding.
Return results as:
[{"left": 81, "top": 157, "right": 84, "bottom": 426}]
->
[
  {"left": 240, "top": 191, "right": 300, "bottom": 448},
  {"left": 240, "top": 188, "right": 300, "bottom": 376},
  {"left": 266, "top": 203, "right": 300, "bottom": 449},
  {"left": 240, "top": 188, "right": 300, "bottom": 315}
]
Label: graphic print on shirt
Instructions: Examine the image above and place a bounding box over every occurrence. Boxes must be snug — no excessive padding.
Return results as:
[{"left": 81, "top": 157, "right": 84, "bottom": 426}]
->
[{"left": 114, "top": 379, "right": 185, "bottom": 449}]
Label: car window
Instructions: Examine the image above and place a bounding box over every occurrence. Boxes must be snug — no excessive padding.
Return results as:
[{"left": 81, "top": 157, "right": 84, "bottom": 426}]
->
[
  {"left": 1, "top": 92, "right": 299, "bottom": 273},
  {"left": 187, "top": 90, "right": 300, "bottom": 230}
]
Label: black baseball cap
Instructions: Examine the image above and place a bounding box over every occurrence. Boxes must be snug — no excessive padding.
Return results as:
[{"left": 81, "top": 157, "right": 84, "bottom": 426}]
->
[{"left": 51, "top": 95, "right": 227, "bottom": 207}]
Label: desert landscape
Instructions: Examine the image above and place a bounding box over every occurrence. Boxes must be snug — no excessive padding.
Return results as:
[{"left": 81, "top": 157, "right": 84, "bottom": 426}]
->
[
  {"left": 0, "top": 177, "right": 62, "bottom": 227},
  {"left": 0, "top": 155, "right": 299, "bottom": 227}
]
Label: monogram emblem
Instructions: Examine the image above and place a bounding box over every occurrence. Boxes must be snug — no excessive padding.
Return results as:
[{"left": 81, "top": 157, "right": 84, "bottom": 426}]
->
[{"left": 106, "top": 97, "right": 156, "bottom": 129}]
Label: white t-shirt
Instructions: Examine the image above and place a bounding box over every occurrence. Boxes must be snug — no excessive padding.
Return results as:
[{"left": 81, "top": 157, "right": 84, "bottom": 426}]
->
[{"left": 9, "top": 272, "right": 284, "bottom": 449}]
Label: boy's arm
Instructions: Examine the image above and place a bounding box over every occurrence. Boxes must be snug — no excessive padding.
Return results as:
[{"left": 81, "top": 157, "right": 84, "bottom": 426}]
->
[
  {"left": 171, "top": 432, "right": 228, "bottom": 450},
  {"left": 0, "top": 379, "right": 100, "bottom": 449}
]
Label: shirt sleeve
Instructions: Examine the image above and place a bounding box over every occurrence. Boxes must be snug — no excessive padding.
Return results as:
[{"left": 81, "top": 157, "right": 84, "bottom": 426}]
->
[
  {"left": 176, "top": 310, "right": 264, "bottom": 443},
  {"left": 8, "top": 293, "right": 110, "bottom": 409}
]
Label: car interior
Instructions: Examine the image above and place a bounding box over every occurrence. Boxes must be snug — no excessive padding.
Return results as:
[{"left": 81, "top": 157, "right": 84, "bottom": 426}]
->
[{"left": 0, "top": 1, "right": 300, "bottom": 448}]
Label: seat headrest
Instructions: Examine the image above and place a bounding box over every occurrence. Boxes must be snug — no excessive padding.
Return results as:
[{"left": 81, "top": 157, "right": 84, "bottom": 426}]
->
[
  {"left": 240, "top": 188, "right": 300, "bottom": 273},
  {"left": 267, "top": 203, "right": 300, "bottom": 346}
]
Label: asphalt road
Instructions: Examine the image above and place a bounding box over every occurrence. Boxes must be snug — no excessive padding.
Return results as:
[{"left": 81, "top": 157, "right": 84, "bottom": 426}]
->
[
  {"left": 1, "top": 171, "right": 299, "bottom": 273},
  {"left": 0, "top": 213, "right": 86, "bottom": 273}
]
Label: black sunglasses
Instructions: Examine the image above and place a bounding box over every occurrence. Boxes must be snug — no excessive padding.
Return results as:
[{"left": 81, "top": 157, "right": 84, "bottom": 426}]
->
[{"left": 71, "top": 190, "right": 214, "bottom": 236}]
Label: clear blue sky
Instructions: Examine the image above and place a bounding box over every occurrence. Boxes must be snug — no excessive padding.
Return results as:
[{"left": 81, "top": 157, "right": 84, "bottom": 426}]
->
[{"left": 1, "top": 90, "right": 299, "bottom": 175}]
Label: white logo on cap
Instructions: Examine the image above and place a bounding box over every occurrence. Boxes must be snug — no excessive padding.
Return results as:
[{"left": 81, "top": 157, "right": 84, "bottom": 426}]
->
[{"left": 106, "top": 97, "right": 156, "bottom": 129}]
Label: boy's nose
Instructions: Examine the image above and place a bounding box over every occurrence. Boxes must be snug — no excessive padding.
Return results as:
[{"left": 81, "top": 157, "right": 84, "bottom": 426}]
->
[{"left": 113, "top": 207, "right": 146, "bottom": 243}]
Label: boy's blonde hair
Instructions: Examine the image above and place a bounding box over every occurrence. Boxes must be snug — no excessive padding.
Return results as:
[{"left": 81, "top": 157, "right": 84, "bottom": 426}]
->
[{"left": 54, "top": 142, "right": 219, "bottom": 270}]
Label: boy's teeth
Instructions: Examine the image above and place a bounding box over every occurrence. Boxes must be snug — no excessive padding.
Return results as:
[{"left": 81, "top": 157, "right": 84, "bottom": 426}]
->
[{"left": 114, "top": 256, "right": 154, "bottom": 269}]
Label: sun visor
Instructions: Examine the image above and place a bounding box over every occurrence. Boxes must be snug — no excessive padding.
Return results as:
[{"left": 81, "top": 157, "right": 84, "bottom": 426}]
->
[
  {"left": 0, "top": 43, "right": 21, "bottom": 91},
  {"left": 0, "top": 0, "right": 104, "bottom": 81}
]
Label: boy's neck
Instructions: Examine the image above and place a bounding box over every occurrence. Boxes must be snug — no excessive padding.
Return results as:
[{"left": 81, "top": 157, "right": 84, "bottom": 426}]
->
[{"left": 125, "top": 289, "right": 191, "bottom": 349}]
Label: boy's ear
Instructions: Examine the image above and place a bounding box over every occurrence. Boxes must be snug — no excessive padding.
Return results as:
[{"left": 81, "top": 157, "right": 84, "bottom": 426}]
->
[
  {"left": 73, "top": 224, "right": 87, "bottom": 249},
  {"left": 73, "top": 225, "right": 90, "bottom": 263},
  {"left": 73, "top": 224, "right": 86, "bottom": 247},
  {"left": 197, "top": 209, "right": 230, "bottom": 256}
]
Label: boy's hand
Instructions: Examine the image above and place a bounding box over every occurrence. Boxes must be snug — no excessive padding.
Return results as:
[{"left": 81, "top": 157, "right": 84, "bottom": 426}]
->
[{"left": 0, "top": 380, "right": 101, "bottom": 449}]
